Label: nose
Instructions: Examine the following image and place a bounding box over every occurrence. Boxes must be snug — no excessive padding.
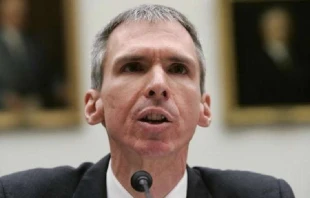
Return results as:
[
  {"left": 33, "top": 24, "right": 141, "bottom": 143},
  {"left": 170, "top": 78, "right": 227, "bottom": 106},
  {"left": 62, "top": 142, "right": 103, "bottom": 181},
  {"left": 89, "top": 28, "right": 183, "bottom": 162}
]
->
[{"left": 144, "top": 67, "right": 170, "bottom": 100}]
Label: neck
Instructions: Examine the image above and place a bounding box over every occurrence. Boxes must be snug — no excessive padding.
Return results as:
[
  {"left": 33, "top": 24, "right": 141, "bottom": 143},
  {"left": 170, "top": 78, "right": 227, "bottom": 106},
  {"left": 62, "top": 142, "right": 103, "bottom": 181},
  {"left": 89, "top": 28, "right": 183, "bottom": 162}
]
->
[
  {"left": 1, "top": 19, "right": 24, "bottom": 31},
  {"left": 109, "top": 142, "right": 188, "bottom": 198},
  {"left": 264, "top": 38, "right": 289, "bottom": 47}
]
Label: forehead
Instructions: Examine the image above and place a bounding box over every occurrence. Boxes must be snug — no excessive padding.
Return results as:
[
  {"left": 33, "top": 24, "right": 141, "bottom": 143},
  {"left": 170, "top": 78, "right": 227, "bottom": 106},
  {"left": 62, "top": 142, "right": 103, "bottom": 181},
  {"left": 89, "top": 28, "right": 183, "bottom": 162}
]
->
[
  {"left": 105, "top": 20, "right": 198, "bottom": 64},
  {"left": 111, "top": 20, "right": 192, "bottom": 40},
  {"left": 263, "top": 10, "right": 290, "bottom": 24}
]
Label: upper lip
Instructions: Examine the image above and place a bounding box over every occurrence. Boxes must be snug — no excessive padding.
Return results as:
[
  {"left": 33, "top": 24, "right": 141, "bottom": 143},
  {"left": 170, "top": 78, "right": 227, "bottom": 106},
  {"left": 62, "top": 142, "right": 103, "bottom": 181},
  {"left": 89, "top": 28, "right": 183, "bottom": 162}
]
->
[{"left": 137, "top": 107, "right": 173, "bottom": 122}]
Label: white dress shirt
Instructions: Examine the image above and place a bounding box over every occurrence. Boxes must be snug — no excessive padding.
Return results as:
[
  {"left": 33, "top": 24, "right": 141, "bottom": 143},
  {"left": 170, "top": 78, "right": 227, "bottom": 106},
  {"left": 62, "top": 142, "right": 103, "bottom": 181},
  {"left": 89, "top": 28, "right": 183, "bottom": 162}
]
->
[{"left": 107, "top": 160, "right": 188, "bottom": 198}]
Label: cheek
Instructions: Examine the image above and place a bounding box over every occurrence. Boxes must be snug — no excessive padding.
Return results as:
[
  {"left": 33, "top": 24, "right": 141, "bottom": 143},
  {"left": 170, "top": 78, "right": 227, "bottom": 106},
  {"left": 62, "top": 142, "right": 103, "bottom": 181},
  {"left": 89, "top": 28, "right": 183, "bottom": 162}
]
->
[
  {"left": 102, "top": 79, "right": 143, "bottom": 130},
  {"left": 174, "top": 83, "right": 201, "bottom": 122},
  {"left": 169, "top": 86, "right": 201, "bottom": 144},
  {"left": 103, "top": 77, "right": 140, "bottom": 109},
  {"left": 103, "top": 92, "right": 134, "bottom": 143},
  {"left": 178, "top": 100, "right": 200, "bottom": 133}
]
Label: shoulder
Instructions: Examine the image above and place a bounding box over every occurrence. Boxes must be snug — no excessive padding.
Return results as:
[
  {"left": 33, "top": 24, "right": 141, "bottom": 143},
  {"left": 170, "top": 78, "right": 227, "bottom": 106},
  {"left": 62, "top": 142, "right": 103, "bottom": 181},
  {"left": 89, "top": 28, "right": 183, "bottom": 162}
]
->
[
  {"left": 192, "top": 166, "right": 295, "bottom": 198},
  {"left": 0, "top": 162, "right": 93, "bottom": 198}
]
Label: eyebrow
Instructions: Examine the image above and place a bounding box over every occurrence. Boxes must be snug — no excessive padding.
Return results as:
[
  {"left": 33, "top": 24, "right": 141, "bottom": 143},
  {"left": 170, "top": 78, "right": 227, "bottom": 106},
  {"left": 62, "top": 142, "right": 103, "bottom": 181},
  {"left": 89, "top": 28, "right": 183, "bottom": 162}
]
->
[
  {"left": 114, "top": 55, "right": 147, "bottom": 66},
  {"left": 166, "top": 55, "right": 195, "bottom": 66},
  {"left": 113, "top": 53, "right": 196, "bottom": 67}
]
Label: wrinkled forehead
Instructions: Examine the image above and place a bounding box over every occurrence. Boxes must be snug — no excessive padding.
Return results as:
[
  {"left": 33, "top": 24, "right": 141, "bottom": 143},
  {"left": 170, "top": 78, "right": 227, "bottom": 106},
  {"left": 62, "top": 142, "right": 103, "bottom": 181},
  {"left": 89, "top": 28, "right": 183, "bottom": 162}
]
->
[
  {"left": 114, "top": 20, "right": 193, "bottom": 40},
  {"left": 106, "top": 20, "right": 198, "bottom": 59}
]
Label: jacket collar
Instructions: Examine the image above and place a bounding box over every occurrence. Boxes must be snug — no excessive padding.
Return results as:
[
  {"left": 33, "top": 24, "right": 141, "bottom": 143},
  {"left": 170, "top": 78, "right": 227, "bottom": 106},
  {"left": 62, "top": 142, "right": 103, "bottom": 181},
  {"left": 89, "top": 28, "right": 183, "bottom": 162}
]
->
[
  {"left": 73, "top": 155, "right": 110, "bottom": 198},
  {"left": 73, "top": 154, "right": 212, "bottom": 198},
  {"left": 186, "top": 166, "right": 212, "bottom": 198}
]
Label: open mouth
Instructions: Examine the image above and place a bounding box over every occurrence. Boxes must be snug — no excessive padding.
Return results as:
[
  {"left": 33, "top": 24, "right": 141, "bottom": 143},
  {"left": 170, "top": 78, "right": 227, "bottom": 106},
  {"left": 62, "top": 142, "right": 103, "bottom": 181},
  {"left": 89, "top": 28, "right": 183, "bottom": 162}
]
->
[{"left": 139, "top": 114, "right": 169, "bottom": 124}]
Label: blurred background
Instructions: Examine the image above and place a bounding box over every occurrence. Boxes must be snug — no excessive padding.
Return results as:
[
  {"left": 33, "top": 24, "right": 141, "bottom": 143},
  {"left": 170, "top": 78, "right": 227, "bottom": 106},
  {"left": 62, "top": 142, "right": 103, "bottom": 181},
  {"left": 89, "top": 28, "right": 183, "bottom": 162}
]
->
[
  {"left": 0, "top": 0, "right": 309, "bottom": 198},
  {"left": 0, "top": 0, "right": 68, "bottom": 111}
]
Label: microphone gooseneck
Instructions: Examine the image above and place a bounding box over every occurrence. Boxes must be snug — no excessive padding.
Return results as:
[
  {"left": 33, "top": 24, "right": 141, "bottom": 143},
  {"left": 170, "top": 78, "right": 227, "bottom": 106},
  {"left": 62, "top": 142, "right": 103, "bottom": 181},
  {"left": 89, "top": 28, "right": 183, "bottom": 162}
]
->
[{"left": 131, "top": 170, "right": 153, "bottom": 198}]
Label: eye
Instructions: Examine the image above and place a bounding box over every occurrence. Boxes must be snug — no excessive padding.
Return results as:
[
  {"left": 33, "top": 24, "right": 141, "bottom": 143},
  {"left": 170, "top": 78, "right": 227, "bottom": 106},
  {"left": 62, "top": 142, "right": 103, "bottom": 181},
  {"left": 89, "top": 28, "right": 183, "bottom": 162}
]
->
[
  {"left": 121, "top": 62, "right": 144, "bottom": 73},
  {"left": 168, "top": 63, "right": 188, "bottom": 74}
]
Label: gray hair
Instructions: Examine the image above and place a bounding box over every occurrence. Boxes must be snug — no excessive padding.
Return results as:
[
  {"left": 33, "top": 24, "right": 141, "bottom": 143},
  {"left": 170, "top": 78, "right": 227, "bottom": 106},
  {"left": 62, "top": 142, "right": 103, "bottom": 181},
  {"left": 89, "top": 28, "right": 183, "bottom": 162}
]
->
[{"left": 91, "top": 4, "right": 206, "bottom": 93}]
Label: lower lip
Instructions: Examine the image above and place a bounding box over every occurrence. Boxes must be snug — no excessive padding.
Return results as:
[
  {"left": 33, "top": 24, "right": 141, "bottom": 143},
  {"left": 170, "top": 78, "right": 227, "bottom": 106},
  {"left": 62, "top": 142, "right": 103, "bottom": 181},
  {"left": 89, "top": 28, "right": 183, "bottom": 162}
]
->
[{"left": 137, "top": 121, "right": 171, "bottom": 133}]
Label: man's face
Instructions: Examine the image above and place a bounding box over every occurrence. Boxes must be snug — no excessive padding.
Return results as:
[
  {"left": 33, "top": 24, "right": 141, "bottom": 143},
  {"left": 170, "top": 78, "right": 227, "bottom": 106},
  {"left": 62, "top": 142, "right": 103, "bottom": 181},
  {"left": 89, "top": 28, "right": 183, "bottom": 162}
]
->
[
  {"left": 261, "top": 9, "right": 292, "bottom": 43},
  {"left": 86, "top": 21, "right": 211, "bottom": 157},
  {"left": 1, "top": 0, "right": 28, "bottom": 29}
]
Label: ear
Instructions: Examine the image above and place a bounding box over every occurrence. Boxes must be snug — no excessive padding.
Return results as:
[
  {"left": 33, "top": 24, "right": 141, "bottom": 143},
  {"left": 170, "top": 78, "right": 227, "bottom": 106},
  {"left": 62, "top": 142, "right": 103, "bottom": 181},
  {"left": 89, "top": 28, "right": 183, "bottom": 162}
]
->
[
  {"left": 84, "top": 89, "right": 105, "bottom": 125},
  {"left": 198, "top": 93, "right": 211, "bottom": 127}
]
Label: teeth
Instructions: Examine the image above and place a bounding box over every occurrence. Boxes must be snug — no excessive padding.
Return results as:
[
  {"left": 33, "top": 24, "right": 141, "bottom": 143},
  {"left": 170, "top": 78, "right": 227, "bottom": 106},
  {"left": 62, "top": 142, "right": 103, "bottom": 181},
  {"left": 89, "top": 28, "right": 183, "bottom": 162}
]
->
[{"left": 145, "top": 114, "right": 166, "bottom": 121}]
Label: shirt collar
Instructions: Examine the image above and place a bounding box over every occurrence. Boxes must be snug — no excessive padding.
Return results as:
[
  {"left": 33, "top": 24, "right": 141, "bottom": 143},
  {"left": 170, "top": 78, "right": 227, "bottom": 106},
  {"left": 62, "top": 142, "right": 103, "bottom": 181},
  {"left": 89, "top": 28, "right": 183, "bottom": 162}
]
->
[
  {"left": 165, "top": 167, "right": 188, "bottom": 198},
  {"left": 107, "top": 159, "right": 132, "bottom": 198},
  {"left": 107, "top": 160, "right": 188, "bottom": 198}
]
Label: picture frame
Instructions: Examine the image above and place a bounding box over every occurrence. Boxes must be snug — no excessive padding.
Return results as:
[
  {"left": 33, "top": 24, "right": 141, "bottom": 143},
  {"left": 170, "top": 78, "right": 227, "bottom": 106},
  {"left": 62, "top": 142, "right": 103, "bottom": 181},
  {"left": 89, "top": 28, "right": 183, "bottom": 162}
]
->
[
  {"left": 0, "top": 0, "right": 80, "bottom": 129},
  {"left": 219, "top": 0, "right": 310, "bottom": 126}
]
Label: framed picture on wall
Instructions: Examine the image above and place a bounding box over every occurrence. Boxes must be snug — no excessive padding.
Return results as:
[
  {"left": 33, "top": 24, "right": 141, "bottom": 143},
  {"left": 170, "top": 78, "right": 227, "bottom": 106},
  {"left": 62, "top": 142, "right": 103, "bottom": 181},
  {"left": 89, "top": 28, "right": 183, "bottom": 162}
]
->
[
  {"left": 219, "top": 0, "right": 310, "bottom": 126},
  {"left": 0, "top": 0, "right": 80, "bottom": 129}
]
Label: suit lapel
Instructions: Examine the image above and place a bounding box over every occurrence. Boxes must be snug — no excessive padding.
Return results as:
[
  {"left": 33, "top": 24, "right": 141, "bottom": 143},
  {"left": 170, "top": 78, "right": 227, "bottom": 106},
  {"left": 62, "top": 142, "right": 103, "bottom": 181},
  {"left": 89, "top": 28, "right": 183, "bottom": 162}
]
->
[
  {"left": 72, "top": 155, "right": 212, "bottom": 198},
  {"left": 186, "top": 166, "right": 212, "bottom": 198},
  {"left": 73, "top": 155, "right": 110, "bottom": 198}
]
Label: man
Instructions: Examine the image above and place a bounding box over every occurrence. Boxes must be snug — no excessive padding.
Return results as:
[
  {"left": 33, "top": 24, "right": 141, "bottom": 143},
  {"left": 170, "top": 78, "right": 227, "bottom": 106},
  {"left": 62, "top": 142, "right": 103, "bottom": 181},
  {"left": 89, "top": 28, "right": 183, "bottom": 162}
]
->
[
  {"left": 238, "top": 6, "right": 310, "bottom": 106},
  {"left": 0, "top": 0, "right": 44, "bottom": 110},
  {"left": 0, "top": 0, "right": 66, "bottom": 110},
  {"left": 0, "top": 4, "right": 295, "bottom": 198}
]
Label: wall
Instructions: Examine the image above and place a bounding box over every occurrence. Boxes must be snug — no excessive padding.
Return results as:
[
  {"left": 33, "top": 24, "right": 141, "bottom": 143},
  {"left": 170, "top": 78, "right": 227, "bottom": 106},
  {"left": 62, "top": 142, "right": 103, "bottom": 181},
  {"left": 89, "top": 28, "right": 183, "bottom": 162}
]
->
[{"left": 0, "top": 0, "right": 308, "bottom": 197}]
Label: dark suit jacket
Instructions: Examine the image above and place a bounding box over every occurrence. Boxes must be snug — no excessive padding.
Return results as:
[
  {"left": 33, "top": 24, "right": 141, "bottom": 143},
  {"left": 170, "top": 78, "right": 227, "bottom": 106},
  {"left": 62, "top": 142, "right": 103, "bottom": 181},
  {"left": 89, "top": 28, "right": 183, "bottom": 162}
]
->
[
  {"left": 0, "top": 30, "right": 43, "bottom": 95},
  {"left": 0, "top": 30, "right": 64, "bottom": 109},
  {"left": 238, "top": 44, "right": 310, "bottom": 106},
  {"left": 0, "top": 155, "right": 295, "bottom": 198}
]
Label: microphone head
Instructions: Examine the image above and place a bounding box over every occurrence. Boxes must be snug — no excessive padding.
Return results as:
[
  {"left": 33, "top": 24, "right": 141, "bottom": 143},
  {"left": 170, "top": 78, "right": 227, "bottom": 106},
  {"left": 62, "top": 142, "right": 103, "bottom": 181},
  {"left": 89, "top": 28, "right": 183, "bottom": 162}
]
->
[{"left": 131, "top": 170, "right": 153, "bottom": 192}]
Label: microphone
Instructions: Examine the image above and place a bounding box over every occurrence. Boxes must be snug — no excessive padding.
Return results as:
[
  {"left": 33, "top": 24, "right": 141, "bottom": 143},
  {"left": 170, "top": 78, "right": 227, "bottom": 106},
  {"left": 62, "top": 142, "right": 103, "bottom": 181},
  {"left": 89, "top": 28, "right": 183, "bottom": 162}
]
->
[{"left": 131, "top": 170, "right": 153, "bottom": 198}]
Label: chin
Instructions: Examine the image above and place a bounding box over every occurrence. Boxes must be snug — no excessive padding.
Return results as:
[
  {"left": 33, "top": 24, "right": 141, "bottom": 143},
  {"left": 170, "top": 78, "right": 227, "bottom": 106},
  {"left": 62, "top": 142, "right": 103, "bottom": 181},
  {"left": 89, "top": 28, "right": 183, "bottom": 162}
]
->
[{"left": 132, "top": 140, "right": 175, "bottom": 157}]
